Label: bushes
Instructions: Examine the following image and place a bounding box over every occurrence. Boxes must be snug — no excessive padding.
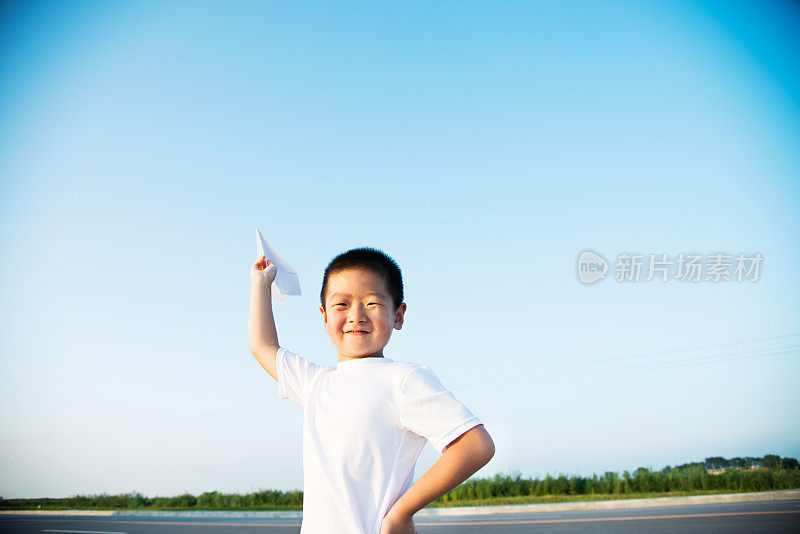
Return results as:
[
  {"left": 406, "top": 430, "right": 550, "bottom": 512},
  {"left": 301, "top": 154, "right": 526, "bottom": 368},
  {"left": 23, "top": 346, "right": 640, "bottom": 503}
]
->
[
  {"left": 0, "top": 488, "right": 304, "bottom": 511},
  {"left": 436, "top": 462, "right": 800, "bottom": 504}
]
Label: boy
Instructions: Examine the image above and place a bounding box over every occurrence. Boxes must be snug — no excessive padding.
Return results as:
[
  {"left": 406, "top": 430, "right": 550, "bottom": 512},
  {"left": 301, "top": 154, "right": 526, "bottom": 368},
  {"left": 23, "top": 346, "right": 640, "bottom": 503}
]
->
[{"left": 249, "top": 247, "right": 495, "bottom": 534}]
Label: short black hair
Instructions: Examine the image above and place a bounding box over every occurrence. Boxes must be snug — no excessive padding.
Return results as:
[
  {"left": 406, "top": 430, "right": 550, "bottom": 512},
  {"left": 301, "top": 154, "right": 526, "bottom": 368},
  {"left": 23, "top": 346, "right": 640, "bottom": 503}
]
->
[{"left": 320, "top": 247, "right": 404, "bottom": 312}]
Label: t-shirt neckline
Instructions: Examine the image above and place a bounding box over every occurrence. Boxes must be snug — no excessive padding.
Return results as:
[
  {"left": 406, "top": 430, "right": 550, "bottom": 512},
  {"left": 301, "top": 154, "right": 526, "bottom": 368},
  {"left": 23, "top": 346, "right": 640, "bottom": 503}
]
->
[{"left": 337, "top": 356, "right": 394, "bottom": 368}]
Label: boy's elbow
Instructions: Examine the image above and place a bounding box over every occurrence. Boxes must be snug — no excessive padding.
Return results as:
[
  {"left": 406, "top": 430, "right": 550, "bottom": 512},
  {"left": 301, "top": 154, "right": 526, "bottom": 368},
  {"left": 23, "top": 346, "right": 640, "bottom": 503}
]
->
[
  {"left": 466, "top": 424, "right": 495, "bottom": 465},
  {"left": 443, "top": 424, "right": 495, "bottom": 465},
  {"left": 481, "top": 430, "right": 496, "bottom": 464}
]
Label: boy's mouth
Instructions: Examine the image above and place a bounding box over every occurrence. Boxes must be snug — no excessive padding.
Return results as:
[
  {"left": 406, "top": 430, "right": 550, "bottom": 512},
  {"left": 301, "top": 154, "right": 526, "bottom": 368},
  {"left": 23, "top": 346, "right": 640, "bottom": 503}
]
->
[{"left": 345, "top": 330, "right": 369, "bottom": 335}]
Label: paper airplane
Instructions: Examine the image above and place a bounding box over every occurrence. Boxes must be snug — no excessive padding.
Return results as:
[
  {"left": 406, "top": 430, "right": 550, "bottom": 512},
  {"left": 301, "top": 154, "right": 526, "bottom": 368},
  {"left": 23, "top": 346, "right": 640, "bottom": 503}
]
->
[{"left": 256, "top": 229, "right": 301, "bottom": 302}]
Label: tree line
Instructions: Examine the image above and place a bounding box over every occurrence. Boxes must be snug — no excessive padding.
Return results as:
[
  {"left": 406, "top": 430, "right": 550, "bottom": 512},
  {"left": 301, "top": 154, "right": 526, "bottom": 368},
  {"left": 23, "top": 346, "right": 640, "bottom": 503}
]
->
[
  {"left": 702, "top": 454, "right": 798, "bottom": 470},
  {"left": 440, "top": 457, "right": 799, "bottom": 503},
  {"left": 1, "top": 453, "right": 797, "bottom": 511}
]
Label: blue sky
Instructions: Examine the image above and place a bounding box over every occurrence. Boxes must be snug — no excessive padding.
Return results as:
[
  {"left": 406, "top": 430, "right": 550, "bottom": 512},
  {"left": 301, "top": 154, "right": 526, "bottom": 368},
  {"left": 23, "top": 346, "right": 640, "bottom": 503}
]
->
[{"left": 1, "top": 0, "right": 798, "bottom": 499}]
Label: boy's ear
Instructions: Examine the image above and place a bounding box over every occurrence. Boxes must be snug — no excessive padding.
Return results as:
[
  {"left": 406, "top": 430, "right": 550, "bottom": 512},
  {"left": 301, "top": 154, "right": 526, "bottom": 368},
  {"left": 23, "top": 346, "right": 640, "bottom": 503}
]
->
[
  {"left": 319, "top": 305, "right": 327, "bottom": 325},
  {"left": 393, "top": 302, "right": 407, "bottom": 330}
]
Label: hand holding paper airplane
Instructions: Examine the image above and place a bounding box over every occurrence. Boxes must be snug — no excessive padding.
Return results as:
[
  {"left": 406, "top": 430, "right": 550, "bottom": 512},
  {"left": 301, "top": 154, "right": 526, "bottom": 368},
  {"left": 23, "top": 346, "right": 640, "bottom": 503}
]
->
[
  {"left": 256, "top": 229, "right": 302, "bottom": 302},
  {"left": 252, "top": 256, "right": 277, "bottom": 285}
]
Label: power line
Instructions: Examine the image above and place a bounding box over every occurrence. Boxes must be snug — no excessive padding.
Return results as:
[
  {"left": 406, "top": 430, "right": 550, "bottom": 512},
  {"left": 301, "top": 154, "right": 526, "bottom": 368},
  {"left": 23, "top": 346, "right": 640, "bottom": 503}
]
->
[
  {"left": 449, "top": 344, "right": 800, "bottom": 391},
  {"left": 444, "top": 332, "right": 800, "bottom": 384}
]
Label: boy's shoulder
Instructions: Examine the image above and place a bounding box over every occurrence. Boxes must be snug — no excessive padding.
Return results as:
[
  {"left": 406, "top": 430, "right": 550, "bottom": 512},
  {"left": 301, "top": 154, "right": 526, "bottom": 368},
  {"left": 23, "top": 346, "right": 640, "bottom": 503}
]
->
[
  {"left": 385, "top": 358, "right": 449, "bottom": 390},
  {"left": 386, "top": 358, "right": 427, "bottom": 375}
]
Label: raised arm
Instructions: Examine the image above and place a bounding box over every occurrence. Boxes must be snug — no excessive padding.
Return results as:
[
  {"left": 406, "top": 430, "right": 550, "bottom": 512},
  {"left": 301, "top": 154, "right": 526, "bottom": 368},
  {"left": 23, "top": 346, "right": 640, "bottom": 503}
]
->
[
  {"left": 249, "top": 255, "right": 280, "bottom": 381},
  {"left": 380, "top": 424, "right": 495, "bottom": 534}
]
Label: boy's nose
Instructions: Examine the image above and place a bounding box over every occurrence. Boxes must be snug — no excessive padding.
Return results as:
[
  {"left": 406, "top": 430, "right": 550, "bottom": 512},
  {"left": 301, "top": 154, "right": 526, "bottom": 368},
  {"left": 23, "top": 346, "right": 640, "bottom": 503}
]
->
[{"left": 347, "top": 304, "right": 368, "bottom": 321}]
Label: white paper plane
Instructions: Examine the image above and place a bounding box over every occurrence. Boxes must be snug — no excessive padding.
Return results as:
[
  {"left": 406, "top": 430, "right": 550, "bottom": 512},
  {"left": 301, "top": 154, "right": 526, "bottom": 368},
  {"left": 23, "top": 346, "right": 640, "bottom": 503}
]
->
[{"left": 256, "top": 229, "right": 301, "bottom": 302}]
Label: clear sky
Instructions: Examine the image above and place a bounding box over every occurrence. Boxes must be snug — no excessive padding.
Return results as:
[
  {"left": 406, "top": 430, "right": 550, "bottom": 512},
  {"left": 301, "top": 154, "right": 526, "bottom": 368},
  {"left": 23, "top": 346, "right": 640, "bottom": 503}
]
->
[{"left": 1, "top": 0, "right": 798, "bottom": 499}]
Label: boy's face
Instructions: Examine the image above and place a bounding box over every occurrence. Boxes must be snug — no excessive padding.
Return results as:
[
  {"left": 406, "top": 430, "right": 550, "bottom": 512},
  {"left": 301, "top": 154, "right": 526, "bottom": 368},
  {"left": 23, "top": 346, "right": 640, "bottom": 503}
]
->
[{"left": 319, "top": 268, "right": 406, "bottom": 362}]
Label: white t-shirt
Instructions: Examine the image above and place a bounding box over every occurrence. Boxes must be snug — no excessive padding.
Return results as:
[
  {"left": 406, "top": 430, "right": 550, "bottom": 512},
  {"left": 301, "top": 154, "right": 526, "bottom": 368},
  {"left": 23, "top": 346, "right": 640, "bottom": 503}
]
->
[{"left": 275, "top": 347, "right": 482, "bottom": 534}]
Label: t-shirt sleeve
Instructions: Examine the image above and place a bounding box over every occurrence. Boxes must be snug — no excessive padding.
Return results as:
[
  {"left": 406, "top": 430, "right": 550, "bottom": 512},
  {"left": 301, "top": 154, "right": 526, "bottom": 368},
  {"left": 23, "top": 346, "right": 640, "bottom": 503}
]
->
[
  {"left": 398, "top": 364, "right": 483, "bottom": 454},
  {"left": 275, "top": 347, "right": 322, "bottom": 406}
]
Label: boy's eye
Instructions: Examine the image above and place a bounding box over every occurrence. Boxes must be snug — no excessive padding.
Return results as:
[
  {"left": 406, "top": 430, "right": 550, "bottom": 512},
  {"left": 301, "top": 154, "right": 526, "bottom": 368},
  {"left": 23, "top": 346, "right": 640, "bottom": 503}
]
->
[{"left": 368, "top": 302, "right": 380, "bottom": 306}]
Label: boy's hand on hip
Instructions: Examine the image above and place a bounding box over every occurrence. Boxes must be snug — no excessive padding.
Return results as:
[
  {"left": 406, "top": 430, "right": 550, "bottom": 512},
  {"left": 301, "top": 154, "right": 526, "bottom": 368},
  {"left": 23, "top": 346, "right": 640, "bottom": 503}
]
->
[
  {"left": 251, "top": 255, "right": 277, "bottom": 285},
  {"left": 379, "top": 510, "right": 417, "bottom": 534}
]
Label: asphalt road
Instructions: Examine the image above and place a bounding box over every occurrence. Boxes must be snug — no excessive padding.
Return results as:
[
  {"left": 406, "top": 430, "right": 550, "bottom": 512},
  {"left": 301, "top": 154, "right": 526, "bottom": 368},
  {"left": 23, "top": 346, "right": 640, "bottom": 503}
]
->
[{"left": 1, "top": 500, "right": 799, "bottom": 533}]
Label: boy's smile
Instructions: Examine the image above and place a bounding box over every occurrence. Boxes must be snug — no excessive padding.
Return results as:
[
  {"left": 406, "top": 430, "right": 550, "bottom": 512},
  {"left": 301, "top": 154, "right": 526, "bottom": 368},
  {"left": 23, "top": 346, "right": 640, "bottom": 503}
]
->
[{"left": 319, "top": 268, "right": 406, "bottom": 363}]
